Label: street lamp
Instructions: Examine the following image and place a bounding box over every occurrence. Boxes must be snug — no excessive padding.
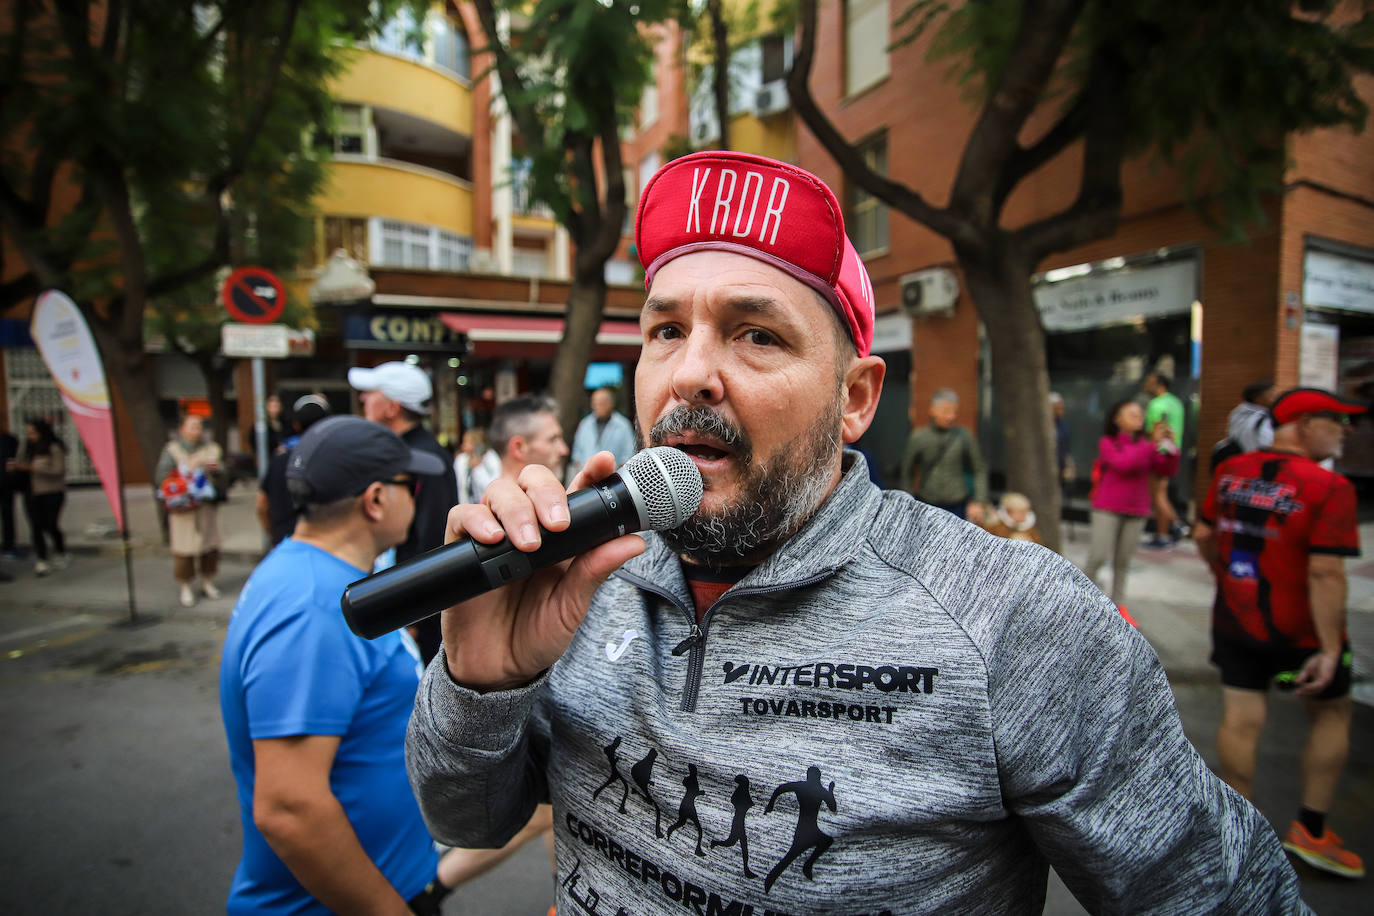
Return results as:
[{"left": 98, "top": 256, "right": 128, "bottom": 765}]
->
[{"left": 309, "top": 248, "right": 376, "bottom": 305}]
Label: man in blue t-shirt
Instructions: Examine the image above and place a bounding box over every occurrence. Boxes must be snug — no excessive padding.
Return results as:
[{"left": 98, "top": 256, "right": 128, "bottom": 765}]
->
[{"left": 220, "top": 415, "right": 449, "bottom": 914}]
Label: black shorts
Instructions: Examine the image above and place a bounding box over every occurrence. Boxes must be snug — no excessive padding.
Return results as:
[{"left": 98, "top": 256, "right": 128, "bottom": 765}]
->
[{"left": 1210, "top": 631, "right": 1352, "bottom": 700}]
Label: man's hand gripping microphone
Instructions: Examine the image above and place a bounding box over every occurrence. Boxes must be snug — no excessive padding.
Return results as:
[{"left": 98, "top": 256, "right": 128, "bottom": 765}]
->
[{"left": 340, "top": 446, "right": 703, "bottom": 639}]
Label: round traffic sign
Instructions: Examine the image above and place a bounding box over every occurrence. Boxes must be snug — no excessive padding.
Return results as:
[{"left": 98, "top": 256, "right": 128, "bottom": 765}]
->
[{"left": 222, "top": 266, "right": 286, "bottom": 324}]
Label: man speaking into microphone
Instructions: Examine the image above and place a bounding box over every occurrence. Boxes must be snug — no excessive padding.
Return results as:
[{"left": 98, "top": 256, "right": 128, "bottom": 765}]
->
[{"left": 406, "top": 152, "right": 1306, "bottom": 913}]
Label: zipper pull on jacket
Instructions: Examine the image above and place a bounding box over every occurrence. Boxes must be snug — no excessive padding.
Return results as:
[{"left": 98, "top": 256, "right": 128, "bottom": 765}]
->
[{"left": 672, "top": 624, "right": 702, "bottom": 656}]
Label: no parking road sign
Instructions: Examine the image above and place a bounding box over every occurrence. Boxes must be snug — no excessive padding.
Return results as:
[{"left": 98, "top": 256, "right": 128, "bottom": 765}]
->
[{"left": 221, "top": 266, "right": 286, "bottom": 324}]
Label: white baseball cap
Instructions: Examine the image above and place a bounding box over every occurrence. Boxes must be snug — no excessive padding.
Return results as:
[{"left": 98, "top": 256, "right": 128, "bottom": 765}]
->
[{"left": 347, "top": 362, "right": 432, "bottom": 414}]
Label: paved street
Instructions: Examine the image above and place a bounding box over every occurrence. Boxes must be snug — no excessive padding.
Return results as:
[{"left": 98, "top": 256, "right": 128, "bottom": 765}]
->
[{"left": 0, "top": 484, "right": 1369, "bottom": 913}]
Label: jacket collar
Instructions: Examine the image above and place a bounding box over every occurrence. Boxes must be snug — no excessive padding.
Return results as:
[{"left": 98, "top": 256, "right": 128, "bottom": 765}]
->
[{"left": 618, "top": 449, "right": 882, "bottom": 597}]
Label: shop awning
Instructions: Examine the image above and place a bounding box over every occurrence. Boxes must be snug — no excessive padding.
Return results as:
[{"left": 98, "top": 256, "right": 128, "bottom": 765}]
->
[{"left": 439, "top": 313, "right": 642, "bottom": 346}]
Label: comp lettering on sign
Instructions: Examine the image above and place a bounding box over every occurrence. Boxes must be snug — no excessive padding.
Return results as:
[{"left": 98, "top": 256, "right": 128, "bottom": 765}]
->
[{"left": 344, "top": 313, "right": 465, "bottom": 351}]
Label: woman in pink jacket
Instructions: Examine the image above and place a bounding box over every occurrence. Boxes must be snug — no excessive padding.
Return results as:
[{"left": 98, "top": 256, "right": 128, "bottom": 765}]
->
[{"left": 1082, "top": 399, "right": 1179, "bottom": 607}]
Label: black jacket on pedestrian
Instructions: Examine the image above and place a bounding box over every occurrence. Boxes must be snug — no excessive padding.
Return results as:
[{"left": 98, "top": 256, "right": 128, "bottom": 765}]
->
[{"left": 399, "top": 424, "right": 457, "bottom": 663}]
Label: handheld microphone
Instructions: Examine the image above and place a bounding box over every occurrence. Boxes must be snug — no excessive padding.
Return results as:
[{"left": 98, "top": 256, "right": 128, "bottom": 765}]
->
[{"left": 340, "top": 446, "right": 703, "bottom": 640}]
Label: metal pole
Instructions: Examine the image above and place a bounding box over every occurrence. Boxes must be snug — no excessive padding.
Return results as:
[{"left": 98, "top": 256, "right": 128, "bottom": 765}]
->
[
  {"left": 252, "top": 356, "right": 271, "bottom": 555},
  {"left": 252, "top": 356, "right": 268, "bottom": 481},
  {"left": 107, "top": 385, "right": 148, "bottom": 628}
]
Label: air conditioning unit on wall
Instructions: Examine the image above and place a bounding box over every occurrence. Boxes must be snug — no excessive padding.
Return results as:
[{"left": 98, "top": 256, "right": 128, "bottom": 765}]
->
[
  {"left": 754, "top": 81, "right": 788, "bottom": 117},
  {"left": 899, "top": 268, "right": 960, "bottom": 318}
]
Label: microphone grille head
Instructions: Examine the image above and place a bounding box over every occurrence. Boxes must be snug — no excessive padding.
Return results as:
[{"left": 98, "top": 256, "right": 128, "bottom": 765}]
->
[{"left": 621, "top": 446, "right": 703, "bottom": 530}]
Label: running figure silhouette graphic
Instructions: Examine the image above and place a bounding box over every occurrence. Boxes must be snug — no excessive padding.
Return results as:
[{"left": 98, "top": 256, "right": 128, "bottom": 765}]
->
[
  {"left": 630, "top": 747, "right": 665, "bottom": 838},
  {"left": 763, "top": 766, "right": 837, "bottom": 893},
  {"left": 590, "top": 736, "right": 630, "bottom": 813},
  {"left": 665, "top": 764, "right": 707, "bottom": 857},
  {"left": 709, "top": 774, "right": 758, "bottom": 879}
]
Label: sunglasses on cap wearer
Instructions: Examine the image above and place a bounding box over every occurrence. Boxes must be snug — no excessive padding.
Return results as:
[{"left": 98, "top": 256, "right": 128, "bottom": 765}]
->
[
  {"left": 366, "top": 476, "right": 418, "bottom": 498},
  {"left": 1306, "top": 411, "right": 1354, "bottom": 426}
]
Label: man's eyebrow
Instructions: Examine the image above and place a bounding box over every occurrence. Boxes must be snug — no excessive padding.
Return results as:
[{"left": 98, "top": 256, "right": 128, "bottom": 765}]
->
[{"left": 642, "top": 293, "right": 790, "bottom": 317}]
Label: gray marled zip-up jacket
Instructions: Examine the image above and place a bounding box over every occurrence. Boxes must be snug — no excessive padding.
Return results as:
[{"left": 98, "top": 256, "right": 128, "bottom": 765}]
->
[{"left": 407, "top": 453, "right": 1307, "bottom": 915}]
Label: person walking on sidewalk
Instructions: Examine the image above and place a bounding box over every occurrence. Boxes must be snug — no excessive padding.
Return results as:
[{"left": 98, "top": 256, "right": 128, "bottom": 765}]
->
[
  {"left": 10, "top": 419, "right": 68, "bottom": 576},
  {"left": 349, "top": 362, "right": 458, "bottom": 664},
  {"left": 219, "top": 415, "right": 455, "bottom": 915},
  {"left": 1, "top": 428, "right": 24, "bottom": 560},
  {"left": 900, "top": 389, "right": 987, "bottom": 523},
  {"left": 1193, "top": 387, "right": 1367, "bottom": 880},
  {"left": 1143, "top": 372, "right": 1185, "bottom": 547},
  {"left": 1081, "top": 400, "right": 1178, "bottom": 609},
  {"left": 257, "top": 395, "right": 332, "bottom": 549},
  {"left": 568, "top": 387, "right": 636, "bottom": 481},
  {"left": 156, "top": 413, "right": 225, "bottom": 607}
]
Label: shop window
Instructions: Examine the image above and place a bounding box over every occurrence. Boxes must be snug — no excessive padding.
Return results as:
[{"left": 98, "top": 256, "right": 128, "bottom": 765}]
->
[
  {"left": 847, "top": 134, "right": 889, "bottom": 255},
  {"left": 845, "top": 0, "right": 888, "bottom": 96}
]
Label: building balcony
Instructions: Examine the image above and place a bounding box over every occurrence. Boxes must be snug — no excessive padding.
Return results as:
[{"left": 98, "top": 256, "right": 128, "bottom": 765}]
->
[
  {"left": 320, "top": 157, "right": 473, "bottom": 238},
  {"left": 331, "top": 47, "right": 471, "bottom": 140}
]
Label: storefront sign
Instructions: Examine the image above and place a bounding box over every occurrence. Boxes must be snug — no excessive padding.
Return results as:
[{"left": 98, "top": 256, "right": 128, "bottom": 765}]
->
[
  {"left": 1300, "top": 322, "right": 1339, "bottom": 390},
  {"left": 1304, "top": 250, "right": 1374, "bottom": 314},
  {"left": 1034, "top": 259, "right": 1197, "bottom": 332},
  {"left": 344, "top": 312, "right": 466, "bottom": 351},
  {"left": 222, "top": 323, "right": 289, "bottom": 358},
  {"left": 871, "top": 311, "right": 913, "bottom": 353}
]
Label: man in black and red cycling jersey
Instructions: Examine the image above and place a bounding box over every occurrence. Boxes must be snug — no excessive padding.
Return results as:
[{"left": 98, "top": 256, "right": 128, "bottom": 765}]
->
[{"left": 1195, "top": 386, "right": 1366, "bottom": 880}]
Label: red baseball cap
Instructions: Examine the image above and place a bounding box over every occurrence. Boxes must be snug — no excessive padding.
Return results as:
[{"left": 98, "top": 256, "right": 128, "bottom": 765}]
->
[
  {"left": 1270, "top": 387, "right": 1368, "bottom": 425},
  {"left": 635, "top": 150, "right": 876, "bottom": 357}
]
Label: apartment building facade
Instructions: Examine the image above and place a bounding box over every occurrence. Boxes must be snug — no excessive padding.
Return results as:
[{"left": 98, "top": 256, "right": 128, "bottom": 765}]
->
[
  {"left": 684, "top": 1, "right": 1374, "bottom": 506},
  {"left": 5, "top": 1, "right": 1371, "bottom": 499}
]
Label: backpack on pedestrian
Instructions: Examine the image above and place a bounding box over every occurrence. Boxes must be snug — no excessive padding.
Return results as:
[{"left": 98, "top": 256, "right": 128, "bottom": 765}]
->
[{"left": 1210, "top": 411, "right": 1267, "bottom": 473}]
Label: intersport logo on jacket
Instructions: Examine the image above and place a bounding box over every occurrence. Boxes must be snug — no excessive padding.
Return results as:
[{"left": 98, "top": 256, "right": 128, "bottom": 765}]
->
[{"left": 722, "top": 661, "right": 938, "bottom": 694}]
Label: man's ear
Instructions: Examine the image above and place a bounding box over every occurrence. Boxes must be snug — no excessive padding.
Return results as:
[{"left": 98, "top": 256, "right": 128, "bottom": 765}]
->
[
  {"left": 360, "top": 483, "right": 386, "bottom": 522},
  {"left": 840, "top": 355, "right": 886, "bottom": 444},
  {"left": 509, "top": 435, "right": 529, "bottom": 463}
]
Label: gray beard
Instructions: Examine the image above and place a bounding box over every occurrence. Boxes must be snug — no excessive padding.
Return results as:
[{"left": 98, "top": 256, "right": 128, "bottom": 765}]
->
[{"left": 640, "top": 401, "right": 843, "bottom": 567}]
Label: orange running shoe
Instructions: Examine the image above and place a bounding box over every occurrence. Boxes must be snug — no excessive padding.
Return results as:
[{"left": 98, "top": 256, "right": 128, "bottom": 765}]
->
[{"left": 1283, "top": 821, "right": 1366, "bottom": 878}]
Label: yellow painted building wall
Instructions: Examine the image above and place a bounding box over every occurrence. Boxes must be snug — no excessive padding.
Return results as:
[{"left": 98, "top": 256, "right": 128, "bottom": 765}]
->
[
  {"left": 322, "top": 160, "right": 473, "bottom": 235},
  {"left": 330, "top": 48, "right": 472, "bottom": 136},
  {"left": 728, "top": 113, "right": 795, "bottom": 162}
]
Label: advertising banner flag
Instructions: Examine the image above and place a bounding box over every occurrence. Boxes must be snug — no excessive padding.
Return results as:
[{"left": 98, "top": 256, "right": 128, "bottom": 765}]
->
[{"left": 30, "top": 290, "right": 124, "bottom": 532}]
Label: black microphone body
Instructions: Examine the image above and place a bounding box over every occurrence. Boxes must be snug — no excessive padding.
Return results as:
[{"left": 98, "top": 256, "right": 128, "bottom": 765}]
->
[{"left": 341, "top": 447, "right": 702, "bottom": 640}]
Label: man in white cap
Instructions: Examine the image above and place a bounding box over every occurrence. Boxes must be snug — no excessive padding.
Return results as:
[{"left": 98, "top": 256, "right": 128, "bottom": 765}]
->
[
  {"left": 349, "top": 361, "right": 458, "bottom": 663},
  {"left": 406, "top": 151, "right": 1304, "bottom": 912}
]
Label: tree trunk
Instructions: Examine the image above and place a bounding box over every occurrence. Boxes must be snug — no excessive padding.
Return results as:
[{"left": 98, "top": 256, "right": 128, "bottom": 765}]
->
[
  {"left": 708, "top": 0, "right": 731, "bottom": 150},
  {"left": 958, "top": 253, "right": 1062, "bottom": 552},
  {"left": 550, "top": 261, "right": 608, "bottom": 448},
  {"left": 87, "top": 316, "right": 169, "bottom": 488}
]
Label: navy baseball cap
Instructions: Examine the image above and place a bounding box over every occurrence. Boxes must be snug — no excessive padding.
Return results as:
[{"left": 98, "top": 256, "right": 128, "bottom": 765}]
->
[{"left": 287, "top": 416, "right": 446, "bottom": 506}]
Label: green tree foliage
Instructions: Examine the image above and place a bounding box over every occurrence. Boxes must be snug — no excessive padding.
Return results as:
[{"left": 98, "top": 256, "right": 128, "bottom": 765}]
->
[
  {"left": 472, "top": 0, "right": 676, "bottom": 437},
  {"left": 790, "top": 0, "right": 1374, "bottom": 550},
  {"left": 0, "top": 0, "right": 411, "bottom": 479}
]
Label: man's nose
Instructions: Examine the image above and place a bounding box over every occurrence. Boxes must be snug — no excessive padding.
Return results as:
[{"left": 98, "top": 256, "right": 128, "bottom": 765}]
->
[{"left": 670, "top": 330, "right": 724, "bottom": 404}]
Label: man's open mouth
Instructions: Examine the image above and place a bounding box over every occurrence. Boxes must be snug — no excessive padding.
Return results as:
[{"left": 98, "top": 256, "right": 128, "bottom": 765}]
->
[{"left": 675, "top": 443, "right": 731, "bottom": 461}]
